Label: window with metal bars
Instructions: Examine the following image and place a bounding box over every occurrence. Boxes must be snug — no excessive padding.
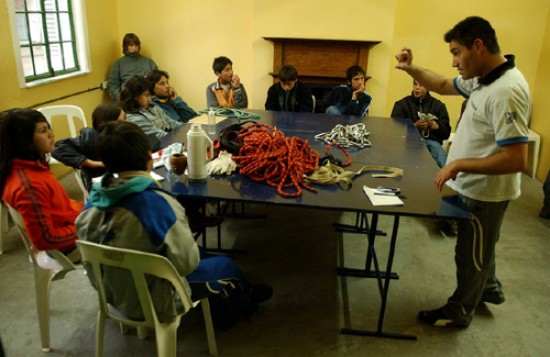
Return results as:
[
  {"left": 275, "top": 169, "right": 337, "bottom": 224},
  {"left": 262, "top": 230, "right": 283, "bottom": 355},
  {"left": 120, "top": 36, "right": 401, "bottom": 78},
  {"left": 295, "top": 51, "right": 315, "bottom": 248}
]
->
[{"left": 14, "top": 0, "right": 80, "bottom": 82}]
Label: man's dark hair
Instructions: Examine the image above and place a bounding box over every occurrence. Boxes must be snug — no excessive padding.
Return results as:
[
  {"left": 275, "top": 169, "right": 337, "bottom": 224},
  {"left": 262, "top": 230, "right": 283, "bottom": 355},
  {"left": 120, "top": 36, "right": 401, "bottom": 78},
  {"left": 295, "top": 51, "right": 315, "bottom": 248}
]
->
[
  {"left": 96, "top": 121, "right": 151, "bottom": 173},
  {"left": 278, "top": 65, "right": 298, "bottom": 82},
  {"left": 444, "top": 16, "right": 500, "bottom": 54},
  {"left": 346, "top": 65, "right": 365, "bottom": 82},
  {"left": 146, "top": 69, "right": 170, "bottom": 85},
  {"left": 212, "top": 56, "right": 232, "bottom": 73},
  {"left": 91, "top": 103, "right": 121, "bottom": 130},
  {"left": 122, "top": 33, "right": 141, "bottom": 54},
  {"left": 120, "top": 76, "right": 152, "bottom": 114}
]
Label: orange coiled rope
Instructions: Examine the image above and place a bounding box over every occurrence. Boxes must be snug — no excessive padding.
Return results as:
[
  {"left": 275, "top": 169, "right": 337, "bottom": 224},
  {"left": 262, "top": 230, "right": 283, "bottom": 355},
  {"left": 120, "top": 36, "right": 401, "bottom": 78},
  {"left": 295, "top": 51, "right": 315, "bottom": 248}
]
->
[{"left": 232, "top": 123, "right": 320, "bottom": 197}]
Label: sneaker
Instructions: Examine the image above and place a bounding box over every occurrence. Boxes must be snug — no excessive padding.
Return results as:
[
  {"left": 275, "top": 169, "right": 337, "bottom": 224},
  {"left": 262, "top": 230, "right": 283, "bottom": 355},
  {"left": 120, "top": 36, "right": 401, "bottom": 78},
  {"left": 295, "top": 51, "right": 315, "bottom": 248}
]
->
[
  {"left": 540, "top": 206, "right": 550, "bottom": 219},
  {"left": 436, "top": 220, "right": 458, "bottom": 237},
  {"left": 481, "top": 289, "right": 505, "bottom": 304},
  {"left": 417, "top": 308, "right": 469, "bottom": 328},
  {"left": 250, "top": 284, "right": 273, "bottom": 303}
]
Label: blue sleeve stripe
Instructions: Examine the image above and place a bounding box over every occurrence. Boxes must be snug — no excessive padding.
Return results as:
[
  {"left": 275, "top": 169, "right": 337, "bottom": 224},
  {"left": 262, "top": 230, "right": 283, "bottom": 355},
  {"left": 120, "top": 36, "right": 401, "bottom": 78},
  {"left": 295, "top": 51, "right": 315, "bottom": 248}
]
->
[
  {"left": 497, "top": 136, "right": 529, "bottom": 146},
  {"left": 453, "top": 77, "right": 469, "bottom": 99},
  {"left": 119, "top": 190, "right": 177, "bottom": 246}
]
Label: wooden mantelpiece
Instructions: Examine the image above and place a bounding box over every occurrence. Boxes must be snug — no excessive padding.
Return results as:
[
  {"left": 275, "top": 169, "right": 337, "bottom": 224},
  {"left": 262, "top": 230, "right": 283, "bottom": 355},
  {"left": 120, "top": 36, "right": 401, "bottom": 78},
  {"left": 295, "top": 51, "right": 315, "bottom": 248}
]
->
[{"left": 263, "top": 37, "right": 381, "bottom": 85}]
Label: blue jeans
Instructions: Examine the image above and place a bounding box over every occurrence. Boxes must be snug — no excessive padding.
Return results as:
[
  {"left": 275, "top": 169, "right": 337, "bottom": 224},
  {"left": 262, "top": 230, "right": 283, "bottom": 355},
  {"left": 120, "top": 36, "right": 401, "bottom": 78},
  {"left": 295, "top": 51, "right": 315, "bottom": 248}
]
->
[
  {"left": 186, "top": 247, "right": 250, "bottom": 293},
  {"left": 424, "top": 139, "right": 447, "bottom": 168},
  {"left": 325, "top": 105, "right": 342, "bottom": 116}
]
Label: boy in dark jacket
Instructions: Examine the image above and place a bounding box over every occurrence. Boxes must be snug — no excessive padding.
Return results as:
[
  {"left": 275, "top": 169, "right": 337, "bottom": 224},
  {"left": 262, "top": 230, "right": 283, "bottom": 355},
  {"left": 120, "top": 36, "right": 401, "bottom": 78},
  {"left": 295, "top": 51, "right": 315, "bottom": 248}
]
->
[
  {"left": 325, "top": 65, "right": 372, "bottom": 116},
  {"left": 265, "top": 65, "right": 313, "bottom": 112},
  {"left": 391, "top": 79, "right": 451, "bottom": 168}
]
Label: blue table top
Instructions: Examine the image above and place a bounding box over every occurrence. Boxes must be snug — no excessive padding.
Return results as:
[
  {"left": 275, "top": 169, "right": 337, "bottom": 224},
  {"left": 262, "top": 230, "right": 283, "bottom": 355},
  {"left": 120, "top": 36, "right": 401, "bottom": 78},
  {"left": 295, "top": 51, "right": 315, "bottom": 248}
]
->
[{"left": 159, "top": 110, "right": 471, "bottom": 220}]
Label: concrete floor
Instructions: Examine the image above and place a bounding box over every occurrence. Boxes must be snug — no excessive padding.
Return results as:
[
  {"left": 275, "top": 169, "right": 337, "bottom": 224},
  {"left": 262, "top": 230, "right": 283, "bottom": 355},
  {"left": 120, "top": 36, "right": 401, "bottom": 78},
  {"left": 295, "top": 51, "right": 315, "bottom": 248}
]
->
[{"left": 0, "top": 173, "right": 549, "bottom": 356}]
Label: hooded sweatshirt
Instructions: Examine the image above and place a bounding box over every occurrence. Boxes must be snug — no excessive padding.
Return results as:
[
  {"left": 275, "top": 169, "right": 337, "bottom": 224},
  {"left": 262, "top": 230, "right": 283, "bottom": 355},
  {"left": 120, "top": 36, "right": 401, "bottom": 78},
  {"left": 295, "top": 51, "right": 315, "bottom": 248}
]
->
[{"left": 75, "top": 171, "right": 199, "bottom": 322}]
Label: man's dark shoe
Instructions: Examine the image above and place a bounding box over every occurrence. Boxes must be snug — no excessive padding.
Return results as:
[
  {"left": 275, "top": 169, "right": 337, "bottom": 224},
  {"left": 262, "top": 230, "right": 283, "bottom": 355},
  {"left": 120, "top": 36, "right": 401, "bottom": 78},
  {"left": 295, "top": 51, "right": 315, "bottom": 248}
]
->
[
  {"left": 481, "top": 289, "right": 505, "bottom": 304},
  {"left": 250, "top": 284, "right": 273, "bottom": 303},
  {"left": 540, "top": 206, "right": 550, "bottom": 219},
  {"left": 418, "top": 308, "right": 469, "bottom": 328}
]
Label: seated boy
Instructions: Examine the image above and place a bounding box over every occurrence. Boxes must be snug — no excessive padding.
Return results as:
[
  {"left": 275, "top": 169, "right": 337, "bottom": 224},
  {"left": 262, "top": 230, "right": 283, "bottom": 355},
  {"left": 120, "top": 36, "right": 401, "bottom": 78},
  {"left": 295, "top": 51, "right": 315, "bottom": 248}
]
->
[
  {"left": 265, "top": 65, "right": 313, "bottom": 112},
  {"left": 147, "top": 69, "right": 198, "bottom": 123},
  {"left": 206, "top": 56, "right": 248, "bottom": 109},
  {"left": 75, "top": 121, "right": 272, "bottom": 328},
  {"left": 325, "top": 65, "right": 372, "bottom": 116}
]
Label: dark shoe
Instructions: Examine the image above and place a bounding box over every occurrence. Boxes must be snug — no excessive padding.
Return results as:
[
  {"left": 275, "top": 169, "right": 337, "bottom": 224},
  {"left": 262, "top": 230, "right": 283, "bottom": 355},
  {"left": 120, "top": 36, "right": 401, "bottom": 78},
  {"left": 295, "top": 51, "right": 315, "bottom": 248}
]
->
[
  {"left": 417, "top": 308, "right": 469, "bottom": 328},
  {"left": 436, "top": 220, "right": 458, "bottom": 237},
  {"left": 481, "top": 289, "right": 505, "bottom": 304},
  {"left": 540, "top": 206, "right": 550, "bottom": 219},
  {"left": 250, "top": 284, "right": 273, "bottom": 303}
]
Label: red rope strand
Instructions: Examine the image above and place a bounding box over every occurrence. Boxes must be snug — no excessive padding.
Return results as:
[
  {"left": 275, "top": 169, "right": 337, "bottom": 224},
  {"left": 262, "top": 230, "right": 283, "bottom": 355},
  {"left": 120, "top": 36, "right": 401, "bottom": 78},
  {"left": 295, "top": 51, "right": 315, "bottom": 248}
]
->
[{"left": 232, "top": 124, "right": 320, "bottom": 197}]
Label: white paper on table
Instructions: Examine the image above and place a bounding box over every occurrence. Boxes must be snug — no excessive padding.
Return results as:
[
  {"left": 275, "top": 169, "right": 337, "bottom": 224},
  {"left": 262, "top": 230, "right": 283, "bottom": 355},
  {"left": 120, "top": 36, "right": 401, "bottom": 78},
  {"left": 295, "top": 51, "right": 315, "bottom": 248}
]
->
[
  {"left": 92, "top": 172, "right": 164, "bottom": 183},
  {"left": 363, "top": 185, "right": 404, "bottom": 206},
  {"left": 152, "top": 150, "right": 165, "bottom": 169},
  {"left": 149, "top": 171, "right": 164, "bottom": 182}
]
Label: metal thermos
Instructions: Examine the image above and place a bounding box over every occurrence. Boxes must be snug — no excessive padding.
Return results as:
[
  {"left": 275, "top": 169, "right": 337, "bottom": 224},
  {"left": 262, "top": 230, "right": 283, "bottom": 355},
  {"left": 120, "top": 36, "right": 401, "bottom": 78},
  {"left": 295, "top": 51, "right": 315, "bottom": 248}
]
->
[{"left": 186, "top": 123, "right": 213, "bottom": 180}]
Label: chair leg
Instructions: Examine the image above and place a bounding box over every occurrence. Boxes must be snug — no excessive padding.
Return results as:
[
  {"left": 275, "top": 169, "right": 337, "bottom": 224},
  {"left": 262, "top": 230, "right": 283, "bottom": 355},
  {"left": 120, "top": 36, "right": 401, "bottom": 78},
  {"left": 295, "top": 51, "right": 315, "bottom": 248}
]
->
[
  {"left": 34, "top": 268, "right": 55, "bottom": 352},
  {"left": 155, "top": 322, "right": 179, "bottom": 357},
  {"left": 200, "top": 298, "right": 218, "bottom": 356},
  {"left": 96, "top": 311, "right": 105, "bottom": 357},
  {"left": 137, "top": 326, "right": 149, "bottom": 340}
]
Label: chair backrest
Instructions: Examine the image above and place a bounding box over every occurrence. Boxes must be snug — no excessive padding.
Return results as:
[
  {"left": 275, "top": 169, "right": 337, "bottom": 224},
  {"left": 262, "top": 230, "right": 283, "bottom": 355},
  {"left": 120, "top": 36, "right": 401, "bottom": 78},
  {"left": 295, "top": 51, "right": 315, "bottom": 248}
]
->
[
  {"left": 37, "top": 105, "right": 88, "bottom": 138},
  {"left": 76, "top": 240, "right": 195, "bottom": 327},
  {"left": 5, "top": 203, "right": 78, "bottom": 271},
  {"left": 311, "top": 95, "right": 316, "bottom": 113},
  {"left": 37, "top": 105, "right": 89, "bottom": 202}
]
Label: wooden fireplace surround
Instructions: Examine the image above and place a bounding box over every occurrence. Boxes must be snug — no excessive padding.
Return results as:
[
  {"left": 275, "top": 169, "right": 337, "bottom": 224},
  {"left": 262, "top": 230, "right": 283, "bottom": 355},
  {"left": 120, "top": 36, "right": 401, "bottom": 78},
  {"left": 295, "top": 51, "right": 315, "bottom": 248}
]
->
[
  {"left": 263, "top": 37, "right": 381, "bottom": 86},
  {"left": 263, "top": 37, "right": 380, "bottom": 112}
]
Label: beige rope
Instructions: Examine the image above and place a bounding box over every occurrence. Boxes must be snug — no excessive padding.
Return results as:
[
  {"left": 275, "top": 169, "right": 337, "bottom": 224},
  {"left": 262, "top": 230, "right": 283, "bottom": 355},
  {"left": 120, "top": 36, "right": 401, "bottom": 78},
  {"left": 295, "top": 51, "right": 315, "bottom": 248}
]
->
[{"left": 304, "top": 161, "right": 403, "bottom": 189}]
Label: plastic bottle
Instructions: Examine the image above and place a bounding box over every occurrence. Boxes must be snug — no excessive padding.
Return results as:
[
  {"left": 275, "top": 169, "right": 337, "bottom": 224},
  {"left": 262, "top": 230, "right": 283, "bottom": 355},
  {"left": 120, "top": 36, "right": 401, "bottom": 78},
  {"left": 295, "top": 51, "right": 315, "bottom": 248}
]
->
[
  {"left": 186, "top": 123, "right": 213, "bottom": 180},
  {"left": 208, "top": 107, "right": 216, "bottom": 135}
]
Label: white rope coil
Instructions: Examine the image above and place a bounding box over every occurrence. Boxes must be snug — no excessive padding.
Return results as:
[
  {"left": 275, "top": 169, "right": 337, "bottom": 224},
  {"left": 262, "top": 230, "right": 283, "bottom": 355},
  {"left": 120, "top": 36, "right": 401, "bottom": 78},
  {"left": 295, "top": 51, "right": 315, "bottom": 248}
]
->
[{"left": 314, "top": 123, "right": 371, "bottom": 148}]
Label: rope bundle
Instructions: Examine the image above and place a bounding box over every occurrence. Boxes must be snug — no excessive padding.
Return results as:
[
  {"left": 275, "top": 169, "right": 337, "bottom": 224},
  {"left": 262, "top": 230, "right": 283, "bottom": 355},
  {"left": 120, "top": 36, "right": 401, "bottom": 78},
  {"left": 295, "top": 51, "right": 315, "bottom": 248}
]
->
[
  {"left": 232, "top": 123, "right": 320, "bottom": 197},
  {"left": 197, "top": 108, "right": 260, "bottom": 121},
  {"left": 314, "top": 123, "right": 371, "bottom": 148}
]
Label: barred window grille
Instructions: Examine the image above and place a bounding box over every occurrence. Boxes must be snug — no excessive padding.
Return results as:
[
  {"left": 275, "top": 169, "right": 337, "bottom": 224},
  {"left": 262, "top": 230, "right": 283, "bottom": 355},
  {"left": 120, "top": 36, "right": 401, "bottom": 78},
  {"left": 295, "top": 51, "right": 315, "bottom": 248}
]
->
[{"left": 14, "top": 0, "right": 79, "bottom": 82}]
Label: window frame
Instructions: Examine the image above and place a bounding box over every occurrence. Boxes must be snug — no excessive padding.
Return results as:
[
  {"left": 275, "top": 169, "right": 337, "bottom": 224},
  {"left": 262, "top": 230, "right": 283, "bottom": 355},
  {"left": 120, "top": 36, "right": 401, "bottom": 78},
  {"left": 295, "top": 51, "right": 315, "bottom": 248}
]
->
[{"left": 8, "top": 0, "right": 91, "bottom": 88}]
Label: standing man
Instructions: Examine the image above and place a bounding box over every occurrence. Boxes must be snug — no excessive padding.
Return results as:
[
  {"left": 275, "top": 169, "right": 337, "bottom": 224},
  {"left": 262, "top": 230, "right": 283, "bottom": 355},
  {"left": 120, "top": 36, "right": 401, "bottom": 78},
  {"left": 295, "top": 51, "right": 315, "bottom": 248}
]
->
[
  {"left": 108, "top": 33, "right": 157, "bottom": 103},
  {"left": 395, "top": 16, "right": 531, "bottom": 327},
  {"left": 325, "top": 65, "right": 372, "bottom": 116},
  {"left": 391, "top": 79, "right": 451, "bottom": 168},
  {"left": 146, "top": 69, "right": 198, "bottom": 123}
]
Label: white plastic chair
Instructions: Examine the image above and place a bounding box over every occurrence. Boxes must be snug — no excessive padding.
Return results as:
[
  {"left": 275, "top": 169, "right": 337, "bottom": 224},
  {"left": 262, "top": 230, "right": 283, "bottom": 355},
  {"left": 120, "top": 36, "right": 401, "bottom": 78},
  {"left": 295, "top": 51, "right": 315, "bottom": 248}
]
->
[
  {"left": 5, "top": 203, "right": 81, "bottom": 352},
  {"left": 37, "top": 105, "right": 90, "bottom": 202},
  {"left": 0, "top": 201, "right": 12, "bottom": 254},
  {"left": 76, "top": 240, "right": 218, "bottom": 357}
]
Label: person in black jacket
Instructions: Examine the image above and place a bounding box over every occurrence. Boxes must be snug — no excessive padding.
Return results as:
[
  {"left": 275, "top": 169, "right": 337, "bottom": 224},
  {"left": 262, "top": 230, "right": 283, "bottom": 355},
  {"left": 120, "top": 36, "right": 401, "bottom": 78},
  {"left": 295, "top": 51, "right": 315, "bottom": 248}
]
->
[
  {"left": 391, "top": 79, "right": 451, "bottom": 168},
  {"left": 52, "top": 103, "right": 126, "bottom": 190},
  {"left": 265, "top": 65, "right": 313, "bottom": 112},
  {"left": 325, "top": 65, "right": 372, "bottom": 116}
]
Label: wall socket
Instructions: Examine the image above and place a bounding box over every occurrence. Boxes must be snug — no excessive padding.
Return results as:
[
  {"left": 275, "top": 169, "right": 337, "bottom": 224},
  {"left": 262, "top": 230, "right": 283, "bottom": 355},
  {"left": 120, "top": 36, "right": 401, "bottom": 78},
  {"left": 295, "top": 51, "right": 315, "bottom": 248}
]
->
[{"left": 100, "top": 80, "right": 108, "bottom": 90}]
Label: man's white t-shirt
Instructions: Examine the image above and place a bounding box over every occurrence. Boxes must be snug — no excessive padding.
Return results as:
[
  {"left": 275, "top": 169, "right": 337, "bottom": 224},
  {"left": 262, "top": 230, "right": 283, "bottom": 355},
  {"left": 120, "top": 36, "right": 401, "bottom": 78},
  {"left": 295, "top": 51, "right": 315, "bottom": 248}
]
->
[{"left": 447, "top": 62, "right": 531, "bottom": 202}]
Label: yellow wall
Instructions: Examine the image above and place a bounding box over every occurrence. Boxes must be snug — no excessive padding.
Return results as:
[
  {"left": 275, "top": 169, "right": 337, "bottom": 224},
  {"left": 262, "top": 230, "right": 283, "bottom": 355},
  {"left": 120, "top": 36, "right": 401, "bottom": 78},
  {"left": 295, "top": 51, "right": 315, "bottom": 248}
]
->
[
  {"left": 1, "top": 0, "right": 549, "bottom": 180},
  {"left": 531, "top": 7, "right": 550, "bottom": 179}
]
